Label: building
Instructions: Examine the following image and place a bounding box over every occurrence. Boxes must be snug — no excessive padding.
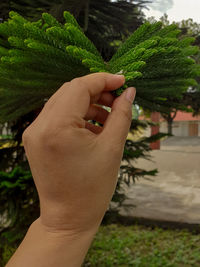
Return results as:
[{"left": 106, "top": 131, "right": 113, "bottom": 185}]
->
[{"left": 160, "top": 111, "right": 200, "bottom": 137}]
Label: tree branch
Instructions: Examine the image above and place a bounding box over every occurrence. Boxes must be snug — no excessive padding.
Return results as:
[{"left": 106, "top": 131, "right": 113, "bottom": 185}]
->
[{"left": 83, "top": 0, "right": 90, "bottom": 32}]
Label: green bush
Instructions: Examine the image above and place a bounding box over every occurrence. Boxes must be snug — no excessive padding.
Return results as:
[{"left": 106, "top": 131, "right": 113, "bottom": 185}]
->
[
  {"left": 0, "top": 166, "right": 40, "bottom": 261},
  {"left": 0, "top": 244, "right": 17, "bottom": 267}
]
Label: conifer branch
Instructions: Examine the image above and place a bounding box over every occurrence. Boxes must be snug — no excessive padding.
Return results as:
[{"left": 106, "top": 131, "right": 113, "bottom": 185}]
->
[{"left": 0, "top": 11, "right": 199, "bottom": 122}]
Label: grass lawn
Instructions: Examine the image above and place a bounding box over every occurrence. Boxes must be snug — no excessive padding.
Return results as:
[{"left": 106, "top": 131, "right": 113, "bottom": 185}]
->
[
  {"left": 2, "top": 224, "right": 200, "bottom": 266},
  {"left": 84, "top": 224, "right": 200, "bottom": 267}
]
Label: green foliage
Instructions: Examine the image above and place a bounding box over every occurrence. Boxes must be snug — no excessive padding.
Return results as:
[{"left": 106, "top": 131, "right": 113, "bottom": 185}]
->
[
  {"left": 0, "top": 166, "right": 39, "bottom": 255},
  {"left": 147, "top": 14, "right": 200, "bottom": 125},
  {"left": 0, "top": 11, "right": 199, "bottom": 122},
  {"left": 84, "top": 224, "right": 200, "bottom": 266},
  {"left": 0, "top": 0, "right": 147, "bottom": 61},
  {"left": 2, "top": 224, "right": 200, "bottom": 266},
  {"left": 1, "top": 243, "right": 17, "bottom": 267}
]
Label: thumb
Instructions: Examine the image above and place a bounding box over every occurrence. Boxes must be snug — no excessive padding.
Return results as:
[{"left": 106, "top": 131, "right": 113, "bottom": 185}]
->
[{"left": 101, "top": 87, "right": 136, "bottom": 146}]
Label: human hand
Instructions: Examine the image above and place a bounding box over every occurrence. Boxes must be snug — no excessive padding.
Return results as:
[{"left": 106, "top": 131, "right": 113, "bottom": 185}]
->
[{"left": 22, "top": 73, "right": 136, "bottom": 234}]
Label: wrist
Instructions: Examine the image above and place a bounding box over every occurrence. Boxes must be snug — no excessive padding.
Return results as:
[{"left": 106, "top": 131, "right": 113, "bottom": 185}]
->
[{"left": 7, "top": 217, "right": 97, "bottom": 267}]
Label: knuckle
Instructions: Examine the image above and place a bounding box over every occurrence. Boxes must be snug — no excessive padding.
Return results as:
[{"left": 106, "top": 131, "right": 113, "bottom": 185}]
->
[
  {"left": 22, "top": 127, "right": 31, "bottom": 147},
  {"left": 39, "top": 124, "right": 62, "bottom": 150},
  {"left": 71, "top": 77, "right": 82, "bottom": 87},
  {"left": 22, "top": 119, "right": 70, "bottom": 152},
  {"left": 38, "top": 120, "right": 77, "bottom": 151},
  {"left": 22, "top": 122, "right": 59, "bottom": 151},
  {"left": 61, "top": 81, "right": 70, "bottom": 89},
  {"left": 71, "top": 76, "right": 88, "bottom": 91}
]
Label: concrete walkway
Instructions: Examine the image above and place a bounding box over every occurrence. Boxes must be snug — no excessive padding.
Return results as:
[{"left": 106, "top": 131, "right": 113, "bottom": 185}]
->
[{"left": 120, "top": 137, "right": 200, "bottom": 225}]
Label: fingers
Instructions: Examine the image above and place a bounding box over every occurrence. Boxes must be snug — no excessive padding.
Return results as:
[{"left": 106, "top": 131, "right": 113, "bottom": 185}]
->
[
  {"left": 84, "top": 105, "right": 109, "bottom": 125},
  {"left": 85, "top": 122, "right": 103, "bottom": 134},
  {"left": 71, "top": 73, "right": 125, "bottom": 98},
  {"left": 97, "top": 92, "right": 115, "bottom": 107},
  {"left": 49, "top": 73, "right": 125, "bottom": 119},
  {"left": 100, "top": 87, "right": 136, "bottom": 146}
]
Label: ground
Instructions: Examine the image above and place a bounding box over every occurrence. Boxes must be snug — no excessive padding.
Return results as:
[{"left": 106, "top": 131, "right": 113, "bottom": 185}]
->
[
  {"left": 84, "top": 224, "right": 200, "bottom": 266},
  {"left": 120, "top": 137, "right": 200, "bottom": 224}
]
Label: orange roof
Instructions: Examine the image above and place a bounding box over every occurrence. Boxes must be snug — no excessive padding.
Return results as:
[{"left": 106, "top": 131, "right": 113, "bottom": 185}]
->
[
  {"left": 174, "top": 111, "right": 200, "bottom": 122},
  {"left": 139, "top": 111, "right": 200, "bottom": 122}
]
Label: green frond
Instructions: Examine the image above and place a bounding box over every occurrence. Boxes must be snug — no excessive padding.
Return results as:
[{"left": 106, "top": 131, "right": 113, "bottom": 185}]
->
[
  {"left": 31, "top": 19, "right": 43, "bottom": 28},
  {"left": 7, "top": 20, "right": 27, "bottom": 39},
  {"left": 1, "top": 51, "right": 80, "bottom": 78},
  {"left": 1, "top": 56, "right": 11, "bottom": 64},
  {"left": 63, "top": 11, "right": 82, "bottom": 31},
  {"left": 0, "top": 38, "right": 9, "bottom": 48},
  {"left": 8, "top": 36, "right": 26, "bottom": 49},
  {"left": 125, "top": 71, "right": 142, "bottom": 81},
  {"left": 0, "top": 22, "right": 11, "bottom": 38},
  {"left": 0, "top": 76, "right": 59, "bottom": 90},
  {"left": 158, "top": 37, "right": 178, "bottom": 47},
  {"left": 110, "top": 22, "right": 162, "bottom": 62},
  {"left": 157, "top": 24, "right": 180, "bottom": 37},
  {"left": 182, "top": 46, "right": 199, "bottom": 56},
  {"left": 0, "top": 65, "right": 66, "bottom": 83},
  {"left": 65, "top": 24, "right": 101, "bottom": 57},
  {"left": 25, "top": 39, "right": 76, "bottom": 66},
  {"left": 89, "top": 68, "right": 108, "bottom": 73},
  {"left": 135, "top": 38, "right": 159, "bottom": 50},
  {"left": 140, "top": 48, "right": 159, "bottom": 61},
  {"left": 178, "top": 37, "right": 195, "bottom": 47},
  {"left": 0, "top": 11, "right": 199, "bottom": 122},
  {"left": 82, "top": 59, "right": 106, "bottom": 71},
  {"left": 109, "top": 48, "right": 146, "bottom": 72},
  {"left": 45, "top": 26, "right": 71, "bottom": 50},
  {"left": 0, "top": 47, "right": 8, "bottom": 57},
  {"left": 121, "top": 61, "right": 146, "bottom": 73},
  {"left": 66, "top": 45, "right": 103, "bottom": 63},
  {"left": 42, "top": 13, "right": 62, "bottom": 29},
  {"left": 24, "top": 23, "right": 56, "bottom": 47},
  {"left": 9, "top": 11, "right": 28, "bottom": 25}
]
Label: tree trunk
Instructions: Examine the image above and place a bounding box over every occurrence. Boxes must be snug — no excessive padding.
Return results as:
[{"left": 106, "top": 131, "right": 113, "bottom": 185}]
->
[
  {"left": 167, "top": 119, "right": 173, "bottom": 135},
  {"left": 162, "top": 111, "right": 177, "bottom": 135},
  {"left": 50, "top": 0, "right": 87, "bottom": 22},
  {"left": 150, "top": 112, "right": 160, "bottom": 150},
  {"left": 83, "top": 0, "right": 90, "bottom": 32}
]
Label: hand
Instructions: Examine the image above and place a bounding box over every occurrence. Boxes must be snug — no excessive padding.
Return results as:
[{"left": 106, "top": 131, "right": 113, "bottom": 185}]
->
[
  {"left": 7, "top": 73, "right": 136, "bottom": 267},
  {"left": 22, "top": 73, "right": 136, "bottom": 234}
]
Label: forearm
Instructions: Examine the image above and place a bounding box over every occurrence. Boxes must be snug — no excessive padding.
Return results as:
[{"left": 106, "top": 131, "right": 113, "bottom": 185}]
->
[{"left": 6, "top": 218, "right": 96, "bottom": 267}]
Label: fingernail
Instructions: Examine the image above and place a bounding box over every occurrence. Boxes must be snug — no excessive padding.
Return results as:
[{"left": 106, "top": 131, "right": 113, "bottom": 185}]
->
[
  {"left": 114, "top": 74, "right": 125, "bottom": 82},
  {"left": 126, "top": 87, "right": 136, "bottom": 103}
]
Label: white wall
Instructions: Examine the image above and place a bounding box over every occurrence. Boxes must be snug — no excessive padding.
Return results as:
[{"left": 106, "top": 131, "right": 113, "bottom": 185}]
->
[{"left": 160, "top": 121, "right": 200, "bottom": 136}]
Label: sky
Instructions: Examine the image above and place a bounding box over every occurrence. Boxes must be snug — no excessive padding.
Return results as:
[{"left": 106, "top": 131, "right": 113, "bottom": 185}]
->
[{"left": 144, "top": 0, "right": 200, "bottom": 23}]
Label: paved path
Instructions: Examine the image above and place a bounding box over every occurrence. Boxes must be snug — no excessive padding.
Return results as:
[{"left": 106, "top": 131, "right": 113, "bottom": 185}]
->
[{"left": 120, "top": 137, "right": 200, "bottom": 224}]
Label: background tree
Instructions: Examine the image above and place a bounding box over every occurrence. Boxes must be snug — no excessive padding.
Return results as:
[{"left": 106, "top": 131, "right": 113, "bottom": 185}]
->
[{"left": 148, "top": 14, "right": 200, "bottom": 134}]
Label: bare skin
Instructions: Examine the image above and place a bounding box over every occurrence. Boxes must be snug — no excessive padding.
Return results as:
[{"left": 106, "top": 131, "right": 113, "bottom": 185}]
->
[{"left": 6, "top": 73, "right": 136, "bottom": 267}]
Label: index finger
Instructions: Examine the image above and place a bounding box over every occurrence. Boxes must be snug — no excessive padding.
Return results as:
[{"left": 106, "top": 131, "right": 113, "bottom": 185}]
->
[
  {"left": 53, "top": 73, "right": 125, "bottom": 118},
  {"left": 71, "top": 73, "right": 125, "bottom": 97}
]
